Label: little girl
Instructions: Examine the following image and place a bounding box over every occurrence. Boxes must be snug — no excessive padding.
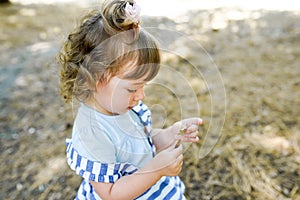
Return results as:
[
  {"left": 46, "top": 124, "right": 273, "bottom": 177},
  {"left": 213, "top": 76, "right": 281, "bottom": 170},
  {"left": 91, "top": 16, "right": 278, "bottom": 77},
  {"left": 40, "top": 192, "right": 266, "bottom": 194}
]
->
[{"left": 58, "top": 0, "right": 202, "bottom": 199}]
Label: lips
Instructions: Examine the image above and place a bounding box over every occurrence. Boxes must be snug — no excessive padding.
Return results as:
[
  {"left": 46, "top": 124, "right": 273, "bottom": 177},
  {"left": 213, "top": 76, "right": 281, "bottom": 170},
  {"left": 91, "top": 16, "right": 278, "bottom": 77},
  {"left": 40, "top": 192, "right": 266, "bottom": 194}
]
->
[{"left": 128, "top": 103, "right": 138, "bottom": 110}]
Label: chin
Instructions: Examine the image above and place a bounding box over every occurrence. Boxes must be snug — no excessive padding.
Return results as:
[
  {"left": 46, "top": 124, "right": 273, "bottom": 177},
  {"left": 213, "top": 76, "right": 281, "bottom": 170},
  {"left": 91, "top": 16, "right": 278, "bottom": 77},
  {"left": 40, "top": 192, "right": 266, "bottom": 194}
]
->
[{"left": 115, "top": 109, "right": 129, "bottom": 115}]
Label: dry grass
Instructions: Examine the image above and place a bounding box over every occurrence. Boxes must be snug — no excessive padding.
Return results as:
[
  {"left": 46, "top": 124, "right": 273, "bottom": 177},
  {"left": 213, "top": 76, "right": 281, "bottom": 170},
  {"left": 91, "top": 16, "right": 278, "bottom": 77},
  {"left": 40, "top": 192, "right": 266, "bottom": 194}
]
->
[{"left": 0, "top": 3, "right": 299, "bottom": 199}]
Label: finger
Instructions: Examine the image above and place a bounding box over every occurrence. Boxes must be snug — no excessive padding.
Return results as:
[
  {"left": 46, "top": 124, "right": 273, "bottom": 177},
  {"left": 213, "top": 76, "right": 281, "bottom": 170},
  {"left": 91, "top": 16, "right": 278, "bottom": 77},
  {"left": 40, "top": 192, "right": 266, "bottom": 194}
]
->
[
  {"left": 176, "top": 153, "right": 183, "bottom": 163},
  {"left": 162, "top": 139, "right": 178, "bottom": 151},
  {"left": 186, "top": 124, "right": 199, "bottom": 133},
  {"left": 174, "top": 139, "right": 181, "bottom": 148},
  {"left": 185, "top": 130, "right": 198, "bottom": 138},
  {"left": 182, "top": 136, "right": 199, "bottom": 143},
  {"left": 172, "top": 143, "right": 183, "bottom": 156},
  {"left": 183, "top": 118, "right": 203, "bottom": 127},
  {"left": 179, "top": 130, "right": 199, "bottom": 142},
  {"left": 177, "top": 129, "right": 198, "bottom": 139},
  {"left": 171, "top": 150, "right": 183, "bottom": 167},
  {"left": 174, "top": 155, "right": 183, "bottom": 172},
  {"left": 172, "top": 139, "right": 180, "bottom": 148},
  {"left": 178, "top": 156, "right": 183, "bottom": 171}
]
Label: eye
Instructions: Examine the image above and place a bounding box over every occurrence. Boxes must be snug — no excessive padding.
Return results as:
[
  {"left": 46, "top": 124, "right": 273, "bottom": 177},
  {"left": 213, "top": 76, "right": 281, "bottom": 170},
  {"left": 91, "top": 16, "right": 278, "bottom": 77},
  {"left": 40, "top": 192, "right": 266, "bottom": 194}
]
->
[
  {"left": 116, "top": 18, "right": 124, "bottom": 23},
  {"left": 127, "top": 89, "right": 137, "bottom": 93}
]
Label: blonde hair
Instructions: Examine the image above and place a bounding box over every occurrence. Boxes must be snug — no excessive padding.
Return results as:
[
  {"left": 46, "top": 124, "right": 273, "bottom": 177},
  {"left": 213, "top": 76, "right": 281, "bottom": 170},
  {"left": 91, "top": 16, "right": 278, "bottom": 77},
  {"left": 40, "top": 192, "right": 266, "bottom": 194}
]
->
[{"left": 58, "top": 0, "right": 161, "bottom": 103}]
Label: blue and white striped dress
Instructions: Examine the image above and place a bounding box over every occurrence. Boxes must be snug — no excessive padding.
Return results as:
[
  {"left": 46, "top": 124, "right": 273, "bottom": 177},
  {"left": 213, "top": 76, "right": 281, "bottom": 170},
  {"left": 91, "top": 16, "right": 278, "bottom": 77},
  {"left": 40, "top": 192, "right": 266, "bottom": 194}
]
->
[{"left": 66, "top": 101, "right": 186, "bottom": 200}]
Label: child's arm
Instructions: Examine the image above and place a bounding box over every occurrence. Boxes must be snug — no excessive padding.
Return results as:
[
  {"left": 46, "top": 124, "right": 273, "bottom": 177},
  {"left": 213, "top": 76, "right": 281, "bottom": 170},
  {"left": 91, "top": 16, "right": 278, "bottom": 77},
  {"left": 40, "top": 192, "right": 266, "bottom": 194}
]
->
[
  {"left": 90, "top": 141, "right": 183, "bottom": 200},
  {"left": 152, "top": 118, "right": 202, "bottom": 152}
]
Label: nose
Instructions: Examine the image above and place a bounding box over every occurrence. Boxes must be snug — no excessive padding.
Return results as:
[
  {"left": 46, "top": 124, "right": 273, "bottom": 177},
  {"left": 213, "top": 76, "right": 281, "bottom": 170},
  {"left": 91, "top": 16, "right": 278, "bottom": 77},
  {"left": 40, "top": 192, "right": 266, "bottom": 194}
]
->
[{"left": 133, "top": 88, "right": 145, "bottom": 101}]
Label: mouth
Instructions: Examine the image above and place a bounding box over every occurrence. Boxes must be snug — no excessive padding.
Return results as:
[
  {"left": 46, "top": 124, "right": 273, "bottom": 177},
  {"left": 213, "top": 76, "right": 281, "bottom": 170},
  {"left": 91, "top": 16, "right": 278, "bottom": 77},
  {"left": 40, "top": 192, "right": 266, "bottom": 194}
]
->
[{"left": 128, "top": 103, "right": 138, "bottom": 110}]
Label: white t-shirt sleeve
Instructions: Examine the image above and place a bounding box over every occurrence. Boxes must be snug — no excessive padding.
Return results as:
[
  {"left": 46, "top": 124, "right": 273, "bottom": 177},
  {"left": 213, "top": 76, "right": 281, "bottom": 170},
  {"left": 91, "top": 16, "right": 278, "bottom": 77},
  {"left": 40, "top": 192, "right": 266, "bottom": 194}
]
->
[{"left": 72, "top": 122, "right": 116, "bottom": 163}]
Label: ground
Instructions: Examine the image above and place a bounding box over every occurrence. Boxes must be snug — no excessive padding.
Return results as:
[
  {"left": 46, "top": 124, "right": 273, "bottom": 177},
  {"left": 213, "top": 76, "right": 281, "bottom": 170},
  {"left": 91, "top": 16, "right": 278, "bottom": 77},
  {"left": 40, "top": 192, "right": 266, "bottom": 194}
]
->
[{"left": 0, "top": 2, "right": 299, "bottom": 200}]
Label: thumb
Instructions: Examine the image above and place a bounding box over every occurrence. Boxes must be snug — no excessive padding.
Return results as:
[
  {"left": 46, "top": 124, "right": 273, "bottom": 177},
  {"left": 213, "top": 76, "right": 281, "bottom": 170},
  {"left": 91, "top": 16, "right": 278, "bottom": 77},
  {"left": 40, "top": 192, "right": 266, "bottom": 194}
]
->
[{"left": 165, "top": 139, "right": 180, "bottom": 150}]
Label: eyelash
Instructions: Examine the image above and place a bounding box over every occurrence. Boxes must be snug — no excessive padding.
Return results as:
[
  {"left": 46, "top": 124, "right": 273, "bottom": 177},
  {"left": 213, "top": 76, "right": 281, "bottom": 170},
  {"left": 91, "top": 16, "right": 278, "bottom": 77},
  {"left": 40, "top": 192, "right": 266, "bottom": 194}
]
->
[
  {"left": 127, "top": 84, "right": 147, "bottom": 93},
  {"left": 127, "top": 89, "right": 137, "bottom": 93}
]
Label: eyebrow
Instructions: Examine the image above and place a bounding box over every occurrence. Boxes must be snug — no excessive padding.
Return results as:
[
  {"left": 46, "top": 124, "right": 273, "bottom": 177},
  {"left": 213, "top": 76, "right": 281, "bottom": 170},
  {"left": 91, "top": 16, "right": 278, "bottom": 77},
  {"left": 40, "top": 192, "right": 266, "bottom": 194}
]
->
[
  {"left": 125, "top": 81, "right": 147, "bottom": 88},
  {"left": 132, "top": 81, "right": 146, "bottom": 85}
]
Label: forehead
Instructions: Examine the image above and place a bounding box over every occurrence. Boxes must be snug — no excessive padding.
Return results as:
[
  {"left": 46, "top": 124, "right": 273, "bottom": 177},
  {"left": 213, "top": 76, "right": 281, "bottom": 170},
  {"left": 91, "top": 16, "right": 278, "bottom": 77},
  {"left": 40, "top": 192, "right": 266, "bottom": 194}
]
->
[
  {"left": 114, "top": 76, "right": 147, "bottom": 86},
  {"left": 113, "top": 76, "right": 146, "bottom": 86}
]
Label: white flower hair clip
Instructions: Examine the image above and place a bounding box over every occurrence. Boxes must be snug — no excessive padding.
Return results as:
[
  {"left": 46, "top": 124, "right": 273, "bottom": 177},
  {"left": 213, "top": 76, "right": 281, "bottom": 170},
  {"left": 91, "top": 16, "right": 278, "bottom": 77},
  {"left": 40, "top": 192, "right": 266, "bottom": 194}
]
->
[{"left": 125, "top": 0, "right": 141, "bottom": 23}]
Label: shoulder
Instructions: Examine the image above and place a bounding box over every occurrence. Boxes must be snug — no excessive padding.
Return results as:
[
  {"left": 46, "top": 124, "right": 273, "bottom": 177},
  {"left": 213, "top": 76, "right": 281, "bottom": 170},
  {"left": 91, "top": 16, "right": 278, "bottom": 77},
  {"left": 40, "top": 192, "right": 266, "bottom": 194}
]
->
[{"left": 72, "top": 104, "right": 117, "bottom": 162}]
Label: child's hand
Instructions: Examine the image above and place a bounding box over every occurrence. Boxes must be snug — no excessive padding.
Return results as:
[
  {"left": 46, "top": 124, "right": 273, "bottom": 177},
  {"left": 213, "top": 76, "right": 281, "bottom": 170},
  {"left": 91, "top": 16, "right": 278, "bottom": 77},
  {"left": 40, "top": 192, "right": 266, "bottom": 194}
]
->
[
  {"left": 152, "top": 141, "right": 183, "bottom": 177},
  {"left": 172, "top": 118, "right": 203, "bottom": 144}
]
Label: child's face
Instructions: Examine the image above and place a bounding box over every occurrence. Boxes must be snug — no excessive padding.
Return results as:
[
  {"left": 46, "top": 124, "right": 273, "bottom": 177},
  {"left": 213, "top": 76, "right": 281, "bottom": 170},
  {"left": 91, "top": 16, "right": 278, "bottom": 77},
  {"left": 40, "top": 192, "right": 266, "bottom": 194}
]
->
[{"left": 93, "top": 76, "right": 146, "bottom": 115}]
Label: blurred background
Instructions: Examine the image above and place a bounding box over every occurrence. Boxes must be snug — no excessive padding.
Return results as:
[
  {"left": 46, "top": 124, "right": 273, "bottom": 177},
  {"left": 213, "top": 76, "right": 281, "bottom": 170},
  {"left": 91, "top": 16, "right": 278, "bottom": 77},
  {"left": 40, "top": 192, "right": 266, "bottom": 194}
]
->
[{"left": 0, "top": 0, "right": 299, "bottom": 199}]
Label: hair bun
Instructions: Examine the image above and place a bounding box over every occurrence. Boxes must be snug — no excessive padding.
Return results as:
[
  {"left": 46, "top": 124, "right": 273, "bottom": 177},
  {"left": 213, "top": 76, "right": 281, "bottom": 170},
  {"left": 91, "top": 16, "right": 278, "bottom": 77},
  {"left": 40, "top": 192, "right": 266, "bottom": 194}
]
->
[{"left": 101, "top": 0, "right": 141, "bottom": 36}]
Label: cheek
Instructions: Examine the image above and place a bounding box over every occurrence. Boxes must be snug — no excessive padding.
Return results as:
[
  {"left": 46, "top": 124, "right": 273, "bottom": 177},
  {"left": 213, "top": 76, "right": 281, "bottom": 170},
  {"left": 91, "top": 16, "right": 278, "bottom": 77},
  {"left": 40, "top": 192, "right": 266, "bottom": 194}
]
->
[
  {"left": 128, "top": 93, "right": 135, "bottom": 101},
  {"left": 111, "top": 90, "right": 132, "bottom": 102}
]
